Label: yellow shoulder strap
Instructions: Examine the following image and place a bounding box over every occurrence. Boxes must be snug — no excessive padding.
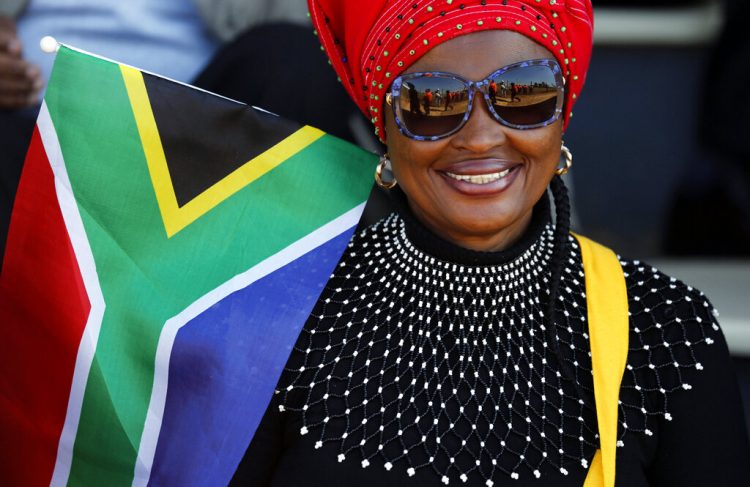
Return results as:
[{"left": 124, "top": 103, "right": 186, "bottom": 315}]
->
[{"left": 574, "top": 234, "right": 629, "bottom": 487}]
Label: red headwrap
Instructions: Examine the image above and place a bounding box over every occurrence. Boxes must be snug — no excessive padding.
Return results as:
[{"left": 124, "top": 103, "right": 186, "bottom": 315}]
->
[{"left": 308, "top": 0, "right": 594, "bottom": 142}]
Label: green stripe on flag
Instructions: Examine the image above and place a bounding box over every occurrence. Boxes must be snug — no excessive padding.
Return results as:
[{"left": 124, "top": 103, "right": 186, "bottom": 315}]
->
[{"left": 45, "top": 47, "right": 375, "bottom": 485}]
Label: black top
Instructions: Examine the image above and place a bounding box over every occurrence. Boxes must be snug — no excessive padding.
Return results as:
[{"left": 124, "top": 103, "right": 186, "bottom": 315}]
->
[{"left": 231, "top": 192, "right": 750, "bottom": 486}]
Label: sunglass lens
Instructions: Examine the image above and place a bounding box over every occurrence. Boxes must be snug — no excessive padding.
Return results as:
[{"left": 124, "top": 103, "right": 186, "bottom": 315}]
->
[
  {"left": 397, "top": 76, "right": 468, "bottom": 137},
  {"left": 489, "top": 64, "right": 559, "bottom": 126}
]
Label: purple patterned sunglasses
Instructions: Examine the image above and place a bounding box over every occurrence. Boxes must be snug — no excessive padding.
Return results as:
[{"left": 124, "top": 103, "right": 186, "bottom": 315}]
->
[{"left": 386, "top": 58, "right": 565, "bottom": 141}]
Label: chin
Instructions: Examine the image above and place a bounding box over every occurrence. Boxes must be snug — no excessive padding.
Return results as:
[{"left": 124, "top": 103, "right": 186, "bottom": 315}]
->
[
  {"left": 432, "top": 197, "right": 533, "bottom": 244},
  {"left": 445, "top": 213, "right": 518, "bottom": 239},
  {"left": 457, "top": 201, "right": 520, "bottom": 224}
]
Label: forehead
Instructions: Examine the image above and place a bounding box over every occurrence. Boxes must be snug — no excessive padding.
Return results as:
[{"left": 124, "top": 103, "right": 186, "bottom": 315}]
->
[{"left": 405, "top": 30, "right": 555, "bottom": 79}]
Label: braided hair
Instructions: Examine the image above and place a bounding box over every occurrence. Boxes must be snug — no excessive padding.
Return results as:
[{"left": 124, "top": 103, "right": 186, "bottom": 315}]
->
[{"left": 545, "top": 175, "right": 595, "bottom": 407}]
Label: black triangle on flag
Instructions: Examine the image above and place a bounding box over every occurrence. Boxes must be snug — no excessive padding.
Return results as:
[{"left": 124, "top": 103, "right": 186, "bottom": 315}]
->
[{"left": 142, "top": 73, "right": 302, "bottom": 208}]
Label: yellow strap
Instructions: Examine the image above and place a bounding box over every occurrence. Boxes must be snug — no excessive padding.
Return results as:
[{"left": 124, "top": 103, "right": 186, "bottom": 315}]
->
[
  {"left": 574, "top": 234, "right": 629, "bottom": 487},
  {"left": 584, "top": 450, "right": 604, "bottom": 487}
]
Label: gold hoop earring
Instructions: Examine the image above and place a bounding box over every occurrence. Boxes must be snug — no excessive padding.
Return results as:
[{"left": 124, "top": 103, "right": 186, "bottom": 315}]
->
[
  {"left": 556, "top": 143, "right": 573, "bottom": 176},
  {"left": 375, "top": 154, "right": 397, "bottom": 189}
]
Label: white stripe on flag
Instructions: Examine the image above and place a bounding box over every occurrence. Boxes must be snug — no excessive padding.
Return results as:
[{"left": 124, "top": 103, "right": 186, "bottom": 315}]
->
[
  {"left": 39, "top": 101, "right": 108, "bottom": 487},
  {"left": 131, "top": 203, "right": 365, "bottom": 487}
]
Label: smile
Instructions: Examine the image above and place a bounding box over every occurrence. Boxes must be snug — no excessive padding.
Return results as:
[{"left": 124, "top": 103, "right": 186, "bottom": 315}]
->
[{"left": 444, "top": 168, "right": 512, "bottom": 185}]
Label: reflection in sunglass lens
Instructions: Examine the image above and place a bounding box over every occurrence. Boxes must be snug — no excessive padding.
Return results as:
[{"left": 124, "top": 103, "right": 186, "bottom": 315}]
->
[
  {"left": 397, "top": 75, "right": 467, "bottom": 136},
  {"left": 489, "top": 65, "right": 558, "bottom": 126}
]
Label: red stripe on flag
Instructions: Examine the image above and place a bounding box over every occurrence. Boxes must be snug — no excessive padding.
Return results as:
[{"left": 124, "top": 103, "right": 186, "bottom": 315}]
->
[{"left": 0, "top": 126, "right": 91, "bottom": 486}]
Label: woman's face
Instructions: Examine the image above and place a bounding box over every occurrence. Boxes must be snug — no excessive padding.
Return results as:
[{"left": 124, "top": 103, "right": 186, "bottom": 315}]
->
[{"left": 385, "top": 30, "right": 563, "bottom": 252}]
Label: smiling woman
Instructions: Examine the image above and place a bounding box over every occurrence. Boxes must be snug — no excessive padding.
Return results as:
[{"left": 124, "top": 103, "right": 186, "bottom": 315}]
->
[
  {"left": 230, "top": 1, "right": 750, "bottom": 486},
  {"left": 385, "top": 31, "right": 563, "bottom": 252}
]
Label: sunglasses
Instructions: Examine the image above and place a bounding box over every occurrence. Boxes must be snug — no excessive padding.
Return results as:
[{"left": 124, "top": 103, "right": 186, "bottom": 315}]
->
[{"left": 386, "top": 58, "right": 565, "bottom": 141}]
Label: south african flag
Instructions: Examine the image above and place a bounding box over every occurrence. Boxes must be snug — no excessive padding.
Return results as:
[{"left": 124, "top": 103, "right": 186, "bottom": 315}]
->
[{"left": 0, "top": 46, "right": 375, "bottom": 486}]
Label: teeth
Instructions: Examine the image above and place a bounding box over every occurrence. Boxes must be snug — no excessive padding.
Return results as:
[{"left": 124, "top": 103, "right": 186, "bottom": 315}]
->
[{"left": 445, "top": 168, "right": 511, "bottom": 184}]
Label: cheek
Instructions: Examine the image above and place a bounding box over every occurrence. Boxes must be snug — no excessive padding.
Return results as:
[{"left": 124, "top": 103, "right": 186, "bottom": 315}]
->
[
  {"left": 385, "top": 112, "right": 443, "bottom": 180},
  {"left": 518, "top": 123, "right": 563, "bottom": 173}
]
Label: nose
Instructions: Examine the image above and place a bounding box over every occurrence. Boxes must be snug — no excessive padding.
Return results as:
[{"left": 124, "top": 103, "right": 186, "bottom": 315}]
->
[{"left": 450, "top": 92, "right": 508, "bottom": 153}]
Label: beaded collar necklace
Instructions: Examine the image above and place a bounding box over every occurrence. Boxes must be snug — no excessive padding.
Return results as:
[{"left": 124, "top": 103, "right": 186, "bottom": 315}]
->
[
  {"left": 278, "top": 213, "right": 600, "bottom": 484},
  {"left": 274, "top": 194, "right": 717, "bottom": 485}
]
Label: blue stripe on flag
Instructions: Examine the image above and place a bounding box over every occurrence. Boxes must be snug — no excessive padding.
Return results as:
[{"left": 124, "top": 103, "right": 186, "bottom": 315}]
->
[{"left": 147, "top": 228, "right": 356, "bottom": 486}]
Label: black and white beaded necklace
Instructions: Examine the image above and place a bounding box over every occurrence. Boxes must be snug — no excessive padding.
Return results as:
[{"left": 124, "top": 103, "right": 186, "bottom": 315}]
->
[
  {"left": 278, "top": 212, "right": 601, "bottom": 485},
  {"left": 275, "top": 205, "right": 717, "bottom": 485}
]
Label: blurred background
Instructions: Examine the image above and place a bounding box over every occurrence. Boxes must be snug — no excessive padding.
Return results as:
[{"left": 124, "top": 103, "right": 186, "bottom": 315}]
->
[
  {"left": 0, "top": 0, "right": 748, "bottom": 437},
  {"left": 564, "top": 0, "right": 750, "bottom": 442}
]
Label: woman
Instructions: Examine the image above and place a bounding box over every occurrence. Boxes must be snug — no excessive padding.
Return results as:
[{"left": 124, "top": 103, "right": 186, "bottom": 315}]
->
[{"left": 232, "top": 1, "right": 750, "bottom": 485}]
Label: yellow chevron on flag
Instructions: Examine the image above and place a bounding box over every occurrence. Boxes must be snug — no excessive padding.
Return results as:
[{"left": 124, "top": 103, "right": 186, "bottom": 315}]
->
[{"left": 120, "top": 65, "right": 326, "bottom": 237}]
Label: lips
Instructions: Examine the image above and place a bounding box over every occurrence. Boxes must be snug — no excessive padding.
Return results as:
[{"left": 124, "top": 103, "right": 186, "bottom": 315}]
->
[{"left": 438, "top": 159, "right": 522, "bottom": 196}]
